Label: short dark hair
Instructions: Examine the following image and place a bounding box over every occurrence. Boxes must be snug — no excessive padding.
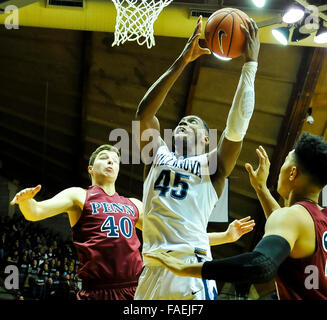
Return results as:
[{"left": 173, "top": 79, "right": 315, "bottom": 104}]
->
[
  {"left": 294, "top": 132, "right": 327, "bottom": 187},
  {"left": 88, "top": 145, "right": 120, "bottom": 166}
]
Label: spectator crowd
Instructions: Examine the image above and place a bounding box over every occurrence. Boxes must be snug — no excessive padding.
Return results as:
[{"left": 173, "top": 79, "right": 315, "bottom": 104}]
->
[{"left": 0, "top": 212, "right": 81, "bottom": 300}]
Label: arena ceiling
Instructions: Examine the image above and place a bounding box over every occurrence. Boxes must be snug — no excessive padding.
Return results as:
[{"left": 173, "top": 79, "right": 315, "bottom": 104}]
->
[{"left": 0, "top": 0, "right": 327, "bottom": 46}]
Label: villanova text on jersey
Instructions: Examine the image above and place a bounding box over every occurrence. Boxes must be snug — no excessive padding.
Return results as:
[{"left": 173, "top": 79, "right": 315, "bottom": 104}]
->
[
  {"left": 90, "top": 202, "right": 136, "bottom": 216},
  {"left": 153, "top": 153, "right": 202, "bottom": 178}
]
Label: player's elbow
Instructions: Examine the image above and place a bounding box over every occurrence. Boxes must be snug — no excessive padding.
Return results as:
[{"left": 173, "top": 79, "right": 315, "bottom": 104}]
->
[
  {"left": 21, "top": 212, "right": 39, "bottom": 222},
  {"left": 231, "top": 252, "right": 279, "bottom": 285},
  {"left": 247, "top": 253, "right": 279, "bottom": 284},
  {"left": 135, "top": 107, "right": 150, "bottom": 123},
  {"left": 27, "top": 217, "right": 39, "bottom": 222},
  {"left": 225, "top": 128, "right": 245, "bottom": 143},
  {"left": 24, "top": 208, "right": 46, "bottom": 222}
]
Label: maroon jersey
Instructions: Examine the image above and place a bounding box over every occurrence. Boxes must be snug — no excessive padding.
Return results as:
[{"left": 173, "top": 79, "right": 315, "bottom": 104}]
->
[
  {"left": 72, "top": 185, "right": 143, "bottom": 290},
  {"left": 275, "top": 201, "right": 327, "bottom": 300}
]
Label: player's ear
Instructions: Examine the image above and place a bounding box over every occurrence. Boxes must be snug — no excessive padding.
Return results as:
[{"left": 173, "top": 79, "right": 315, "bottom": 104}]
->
[
  {"left": 88, "top": 165, "right": 93, "bottom": 175},
  {"left": 289, "top": 166, "right": 298, "bottom": 181}
]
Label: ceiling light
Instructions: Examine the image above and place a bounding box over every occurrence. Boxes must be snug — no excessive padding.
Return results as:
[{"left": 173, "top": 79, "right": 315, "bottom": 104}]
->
[
  {"left": 283, "top": 4, "right": 305, "bottom": 24},
  {"left": 306, "top": 108, "right": 314, "bottom": 124},
  {"left": 272, "top": 27, "right": 290, "bottom": 45},
  {"left": 314, "top": 20, "right": 327, "bottom": 44},
  {"left": 306, "top": 114, "right": 314, "bottom": 124},
  {"left": 252, "top": 0, "right": 266, "bottom": 8}
]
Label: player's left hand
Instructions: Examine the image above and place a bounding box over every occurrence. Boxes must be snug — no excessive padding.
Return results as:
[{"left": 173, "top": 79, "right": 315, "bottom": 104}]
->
[
  {"left": 226, "top": 216, "right": 255, "bottom": 242},
  {"left": 180, "top": 16, "right": 211, "bottom": 64},
  {"left": 245, "top": 145, "right": 271, "bottom": 192}
]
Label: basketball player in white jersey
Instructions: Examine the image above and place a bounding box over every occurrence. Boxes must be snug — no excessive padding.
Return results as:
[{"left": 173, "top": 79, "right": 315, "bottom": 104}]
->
[{"left": 134, "top": 16, "right": 260, "bottom": 300}]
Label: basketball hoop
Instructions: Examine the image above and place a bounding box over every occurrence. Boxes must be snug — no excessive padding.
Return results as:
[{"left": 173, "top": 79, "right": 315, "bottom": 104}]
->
[{"left": 111, "top": 0, "right": 173, "bottom": 48}]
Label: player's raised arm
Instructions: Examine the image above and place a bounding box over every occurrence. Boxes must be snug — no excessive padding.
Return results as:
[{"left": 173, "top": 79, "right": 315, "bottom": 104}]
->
[
  {"left": 10, "top": 185, "right": 84, "bottom": 226},
  {"left": 135, "top": 16, "right": 211, "bottom": 159},
  {"left": 209, "top": 18, "right": 260, "bottom": 196},
  {"left": 245, "top": 145, "right": 281, "bottom": 218}
]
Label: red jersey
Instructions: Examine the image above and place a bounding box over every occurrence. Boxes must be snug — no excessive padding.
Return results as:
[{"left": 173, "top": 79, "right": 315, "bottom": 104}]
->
[
  {"left": 72, "top": 185, "right": 143, "bottom": 290},
  {"left": 275, "top": 201, "right": 327, "bottom": 300}
]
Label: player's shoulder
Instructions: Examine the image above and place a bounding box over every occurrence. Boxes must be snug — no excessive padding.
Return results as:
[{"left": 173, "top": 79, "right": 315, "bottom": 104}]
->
[
  {"left": 64, "top": 186, "right": 86, "bottom": 194},
  {"left": 267, "top": 205, "right": 310, "bottom": 226},
  {"left": 142, "top": 136, "right": 167, "bottom": 166},
  {"left": 62, "top": 187, "right": 86, "bottom": 200},
  {"left": 156, "top": 137, "right": 169, "bottom": 152}
]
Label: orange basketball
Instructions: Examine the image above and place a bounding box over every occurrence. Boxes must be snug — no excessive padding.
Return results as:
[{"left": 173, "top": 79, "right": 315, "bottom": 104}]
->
[{"left": 205, "top": 8, "right": 250, "bottom": 59}]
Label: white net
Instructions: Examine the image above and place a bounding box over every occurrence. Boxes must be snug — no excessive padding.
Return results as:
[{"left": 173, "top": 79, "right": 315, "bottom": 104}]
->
[{"left": 111, "top": 0, "right": 173, "bottom": 48}]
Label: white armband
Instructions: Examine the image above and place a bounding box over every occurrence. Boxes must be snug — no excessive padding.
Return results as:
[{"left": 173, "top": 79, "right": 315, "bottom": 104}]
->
[{"left": 225, "top": 61, "right": 258, "bottom": 142}]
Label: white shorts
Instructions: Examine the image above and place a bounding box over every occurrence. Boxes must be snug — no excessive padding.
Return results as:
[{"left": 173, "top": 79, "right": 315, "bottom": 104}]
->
[{"left": 134, "top": 253, "right": 218, "bottom": 300}]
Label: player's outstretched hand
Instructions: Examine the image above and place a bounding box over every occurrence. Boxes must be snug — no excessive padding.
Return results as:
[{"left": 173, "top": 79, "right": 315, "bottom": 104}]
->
[
  {"left": 241, "top": 18, "right": 260, "bottom": 62},
  {"left": 144, "top": 251, "right": 202, "bottom": 278},
  {"left": 245, "top": 145, "right": 270, "bottom": 192},
  {"left": 10, "top": 185, "right": 41, "bottom": 205},
  {"left": 226, "top": 216, "right": 255, "bottom": 242},
  {"left": 181, "top": 15, "right": 211, "bottom": 64}
]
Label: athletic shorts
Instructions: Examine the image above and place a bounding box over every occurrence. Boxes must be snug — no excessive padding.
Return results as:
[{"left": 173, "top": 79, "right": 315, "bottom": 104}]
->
[
  {"left": 134, "top": 252, "right": 218, "bottom": 300},
  {"left": 77, "top": 285, "right": 137, "bottom": 300}
]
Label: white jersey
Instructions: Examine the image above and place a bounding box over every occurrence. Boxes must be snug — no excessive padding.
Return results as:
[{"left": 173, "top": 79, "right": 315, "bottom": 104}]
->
[{"left": 142, "top": 142, "right": 218, "bottom": 263}]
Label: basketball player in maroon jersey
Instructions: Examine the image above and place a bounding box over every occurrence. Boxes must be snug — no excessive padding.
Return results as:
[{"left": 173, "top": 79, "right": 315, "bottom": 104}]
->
[
  {"left": 10, "top": 145, "right": 144, "bottom": 300},
  {"left": 146, "top": 133, "right": 327, "bottom": 300},
  {"left": 10, "top": 144, "right": 255, "bottom": 300}
]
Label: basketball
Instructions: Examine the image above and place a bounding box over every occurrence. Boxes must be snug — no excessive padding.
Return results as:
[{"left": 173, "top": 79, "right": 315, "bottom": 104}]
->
[{"left": 205, "top": 8, "right": 250, "bottom": 59}]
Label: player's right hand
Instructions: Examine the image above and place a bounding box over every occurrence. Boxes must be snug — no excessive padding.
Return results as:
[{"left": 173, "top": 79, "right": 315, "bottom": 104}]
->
[
  {"left": 245, "top": 146, "right": 270, "bottom": 191},
  {"left": 241, "top": 18, "right": 260, "bottom": 63},
  {"left": 10, "top": 185, "right": 41, "bottom": 205}
]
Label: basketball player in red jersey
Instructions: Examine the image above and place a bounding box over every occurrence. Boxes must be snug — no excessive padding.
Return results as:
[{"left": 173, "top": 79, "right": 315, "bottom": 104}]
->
[
  {"left": 146, "top": 133, "right": 327, "bottom": 300},
  {"left": 10, "top": 145, "right": 144, "bottom": 300},
  {"left": 10, "top": 144, "right": 255, "bottom": 300}
]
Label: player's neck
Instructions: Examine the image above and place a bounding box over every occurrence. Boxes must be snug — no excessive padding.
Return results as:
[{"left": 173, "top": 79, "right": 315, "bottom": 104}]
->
[
  {"left": 174, "top": 144, "right": 204, "bottom": 157},
  {"left": 93, "top": 182, "right": 116, "bottom": 196},
  {"left": 287, "top": 188, "right": 320, "bottom": 206}
]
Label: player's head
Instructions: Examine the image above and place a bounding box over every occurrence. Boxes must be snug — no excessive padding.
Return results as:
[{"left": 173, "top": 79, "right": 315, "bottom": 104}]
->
[
  {"left": 172, "top": 115, "right": 209, "bottom": 155},
  {"left": 88, "top": 144, "right": 120, "bottom": 184},
  {"left": 277, "top": 132, "right": 327, "bottom": 198}
]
